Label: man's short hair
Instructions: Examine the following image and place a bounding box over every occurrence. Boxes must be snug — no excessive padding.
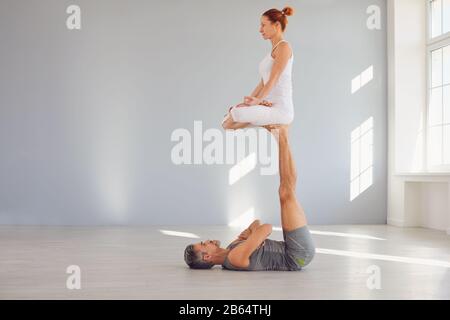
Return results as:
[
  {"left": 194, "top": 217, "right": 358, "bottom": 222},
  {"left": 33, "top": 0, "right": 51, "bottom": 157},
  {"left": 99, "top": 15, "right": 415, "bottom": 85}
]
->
[{"left": 184, "top": 244, "right": 214, "bottom": 269}]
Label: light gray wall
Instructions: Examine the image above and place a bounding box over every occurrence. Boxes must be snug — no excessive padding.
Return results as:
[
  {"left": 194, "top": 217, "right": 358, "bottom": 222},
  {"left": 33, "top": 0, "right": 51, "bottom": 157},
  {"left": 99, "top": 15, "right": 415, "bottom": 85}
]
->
[{"left": 0, "top": 0, "right": 387, "bottom": 225}]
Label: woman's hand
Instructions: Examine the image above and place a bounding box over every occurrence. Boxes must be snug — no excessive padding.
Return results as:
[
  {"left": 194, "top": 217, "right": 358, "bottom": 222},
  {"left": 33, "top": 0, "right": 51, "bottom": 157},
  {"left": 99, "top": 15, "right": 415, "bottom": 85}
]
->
[
  {"left": 240, "top": 97, "right": 273, "bottom": 107},
  {"left": 244, "top": 96, "right": 262, "bottom": 106},
  {"left": 233, "top": 98, "right": 273, "bottom": 109}
]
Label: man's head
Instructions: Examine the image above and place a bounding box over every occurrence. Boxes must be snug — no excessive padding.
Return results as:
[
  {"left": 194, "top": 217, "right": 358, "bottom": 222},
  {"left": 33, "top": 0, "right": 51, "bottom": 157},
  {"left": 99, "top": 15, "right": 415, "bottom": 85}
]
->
[{"left": 184, "top": 239, "right": 222, "bottom": 269}]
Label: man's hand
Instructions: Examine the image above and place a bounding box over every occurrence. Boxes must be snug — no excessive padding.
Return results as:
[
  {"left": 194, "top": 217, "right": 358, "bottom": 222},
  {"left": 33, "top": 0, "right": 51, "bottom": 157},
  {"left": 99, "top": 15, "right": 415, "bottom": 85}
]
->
[
  {"left": 228, "top": 224, "right": 272, "bottom": 268},
  {"left": 238, "top": 228, "right": 251, "bottom": 240},
  {"left": 236, "top": 219, "right": 261, "bottom": 241}
]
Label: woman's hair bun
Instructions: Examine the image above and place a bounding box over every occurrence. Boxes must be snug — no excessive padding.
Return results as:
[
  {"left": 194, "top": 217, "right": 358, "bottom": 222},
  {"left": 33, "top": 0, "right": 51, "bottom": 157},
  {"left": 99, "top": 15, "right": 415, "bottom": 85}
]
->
[{"left": 282, "top": 6, "right": 294, "bottom": 16}]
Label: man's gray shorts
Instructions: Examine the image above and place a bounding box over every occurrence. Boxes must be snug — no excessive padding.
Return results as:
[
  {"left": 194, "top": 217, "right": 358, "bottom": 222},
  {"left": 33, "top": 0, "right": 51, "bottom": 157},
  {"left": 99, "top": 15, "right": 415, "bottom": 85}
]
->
[{"left": 283, "top": 225, "right": 316, "bottom": 270}]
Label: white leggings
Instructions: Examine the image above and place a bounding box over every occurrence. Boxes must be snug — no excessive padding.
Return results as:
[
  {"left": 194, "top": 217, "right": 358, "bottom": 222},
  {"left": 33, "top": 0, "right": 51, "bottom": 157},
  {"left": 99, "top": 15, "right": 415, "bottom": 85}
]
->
[{"left": 229, "top": 104, "right": 294, "bottom": 126}]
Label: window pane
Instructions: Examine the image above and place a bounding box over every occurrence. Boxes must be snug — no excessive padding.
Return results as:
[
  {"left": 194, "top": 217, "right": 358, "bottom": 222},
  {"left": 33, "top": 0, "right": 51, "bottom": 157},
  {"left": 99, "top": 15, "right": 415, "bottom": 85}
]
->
[
  {"left": 431, "top": 48, "right": 443, "bottom": 88},
  {"left": 444, "top": 0, "right": 450, "bottom": 34},
  {"left": 360, "top": 130, "right": 373, "bottom": 171},
  {"left": 444, "top": 45, "right": 450, "bottom": 85},
  {"left": 444, "top": 85, "right": 450, "bottom": 124},
  {"left": 444, "top": 125, "right": 450, "bottom": 164},
  {"left": 361, "top": 117, "right": 373, "bottom": 134},
  {"left": 428, "top": 126, "right": 443, "bottom": 165},
  {"left": 350, "top": 140, "right": 360, "bottom": 180},
  {"left": 350, "top": 179, "right": 359, "bottom": 201},
  {"left": 359, "top": 169, "right": 373, "bottom": 194},
  {"left": 429, "top": 87, "right": 443, "bottom": 126},
  {"left": 432, "top": 0, "right": 443, "bottom": 38}
]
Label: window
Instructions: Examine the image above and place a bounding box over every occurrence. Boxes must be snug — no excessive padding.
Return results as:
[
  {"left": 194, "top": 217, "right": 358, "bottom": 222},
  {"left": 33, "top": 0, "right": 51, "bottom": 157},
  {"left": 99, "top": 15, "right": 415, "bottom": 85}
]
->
[
  {"left": 430, "top": 0, "right": 450, "bottom": 38},
  {"left": 427, "top": 0, "right": 450, "bottom": 170},
  {"left": 350, "top": 117, "right": 374, "bottom": 201}
]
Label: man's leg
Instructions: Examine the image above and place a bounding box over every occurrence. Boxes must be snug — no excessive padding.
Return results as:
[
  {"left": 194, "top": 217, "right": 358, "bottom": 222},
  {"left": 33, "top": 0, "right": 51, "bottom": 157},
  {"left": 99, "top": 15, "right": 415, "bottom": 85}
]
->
[
  {"left": 268, "top": 125, "right": 315, "bottom": 269},
  {"left": 271, "top": 126, "right": 307, "bottom": 232}
]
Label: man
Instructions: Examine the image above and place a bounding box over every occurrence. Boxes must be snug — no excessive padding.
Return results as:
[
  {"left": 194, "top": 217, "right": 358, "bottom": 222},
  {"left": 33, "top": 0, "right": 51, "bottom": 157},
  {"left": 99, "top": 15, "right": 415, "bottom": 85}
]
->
[{"left": 183, "top": 125, "right": 315, "bottom": 271}]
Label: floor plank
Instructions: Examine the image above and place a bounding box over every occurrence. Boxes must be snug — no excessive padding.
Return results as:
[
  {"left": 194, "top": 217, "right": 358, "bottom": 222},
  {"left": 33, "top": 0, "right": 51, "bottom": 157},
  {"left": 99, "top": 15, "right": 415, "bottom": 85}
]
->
[{"left": 0, "top": 225, "right": 449, "bottom": 299}]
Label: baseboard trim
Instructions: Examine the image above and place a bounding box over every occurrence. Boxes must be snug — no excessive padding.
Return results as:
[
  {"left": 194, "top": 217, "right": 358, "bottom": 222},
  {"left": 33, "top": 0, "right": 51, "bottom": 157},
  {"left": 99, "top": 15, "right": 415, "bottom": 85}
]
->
[
  {"left": 389, "top": 220, "right": 450, "bottom": 235},
  {"left": 387, "top": 218, "right": 405, "bottom": 227}
]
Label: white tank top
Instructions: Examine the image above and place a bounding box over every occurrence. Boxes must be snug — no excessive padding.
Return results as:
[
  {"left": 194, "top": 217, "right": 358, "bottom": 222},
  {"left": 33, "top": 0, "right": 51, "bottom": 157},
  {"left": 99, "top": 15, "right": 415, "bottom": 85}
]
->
[{"left": 258, "top": 40, "right": 294, "bottom": 113}]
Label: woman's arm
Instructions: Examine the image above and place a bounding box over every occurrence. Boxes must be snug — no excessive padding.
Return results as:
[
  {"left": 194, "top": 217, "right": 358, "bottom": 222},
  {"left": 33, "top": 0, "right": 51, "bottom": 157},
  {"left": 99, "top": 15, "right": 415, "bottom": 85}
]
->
[
  {"left": 255, "top": 43, "right": 292, "bottom": 101},
  {"left": 243, "top": 80, "right": 272, "bottom": 107},
  {"left": 250, "top": 78, "right": 264, "bottom": 97}
]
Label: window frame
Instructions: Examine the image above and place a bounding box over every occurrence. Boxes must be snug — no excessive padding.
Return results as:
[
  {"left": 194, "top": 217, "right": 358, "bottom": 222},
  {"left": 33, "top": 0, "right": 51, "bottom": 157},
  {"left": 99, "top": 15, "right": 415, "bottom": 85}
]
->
[{"left": 426, "top": 0, "right": 450, "bottom": 171}]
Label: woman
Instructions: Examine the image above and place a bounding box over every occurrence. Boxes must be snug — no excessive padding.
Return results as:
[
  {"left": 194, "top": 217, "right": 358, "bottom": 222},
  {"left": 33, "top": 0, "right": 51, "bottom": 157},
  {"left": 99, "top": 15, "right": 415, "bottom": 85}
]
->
[{"left": 222, "top": 6, "right": 295, "bottom": 130}]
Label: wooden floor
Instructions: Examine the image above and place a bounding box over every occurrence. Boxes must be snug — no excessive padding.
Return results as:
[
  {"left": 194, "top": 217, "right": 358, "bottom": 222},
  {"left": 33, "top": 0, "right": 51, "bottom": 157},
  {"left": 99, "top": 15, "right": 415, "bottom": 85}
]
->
[{"left": 0, "top": 225, "right": 449, "bottom": 300}]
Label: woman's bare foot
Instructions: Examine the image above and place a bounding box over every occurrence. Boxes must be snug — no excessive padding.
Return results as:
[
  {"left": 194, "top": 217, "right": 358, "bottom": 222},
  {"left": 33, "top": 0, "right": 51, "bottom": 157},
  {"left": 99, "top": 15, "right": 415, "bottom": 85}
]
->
[
  {"left": 234, "top": 101, "right": 273, "bottom": 108},
  {"left": 260, "top": 100, "right": 273, "bottom": 107},
  {"left": 263, "top": 124, "right": 289, "bottom": 132},
  {"left": 222, "top": 113, "right": 231, "bottom": 126}
]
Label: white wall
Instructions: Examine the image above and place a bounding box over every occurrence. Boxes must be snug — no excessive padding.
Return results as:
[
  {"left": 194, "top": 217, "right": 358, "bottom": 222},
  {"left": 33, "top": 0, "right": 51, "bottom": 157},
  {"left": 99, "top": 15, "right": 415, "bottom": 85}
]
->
[
  {"left": 0, "top": 0, "right": 388, "bottom": 225},
  {"left": 405, "top": 181, "right": 449, "bottom": 229},
  {"left": 390, "top": 0, "right": 427, "bottom": 173},
  {"left": 387, "top": 0, "right": 450, "bottom": 233}
]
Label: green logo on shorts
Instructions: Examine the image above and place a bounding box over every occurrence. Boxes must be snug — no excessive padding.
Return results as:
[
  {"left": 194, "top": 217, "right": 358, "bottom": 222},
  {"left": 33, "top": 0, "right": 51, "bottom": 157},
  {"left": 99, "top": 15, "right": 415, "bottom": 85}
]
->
[{"left": 296, "top": 258, "right": 305, "bottom": 266}]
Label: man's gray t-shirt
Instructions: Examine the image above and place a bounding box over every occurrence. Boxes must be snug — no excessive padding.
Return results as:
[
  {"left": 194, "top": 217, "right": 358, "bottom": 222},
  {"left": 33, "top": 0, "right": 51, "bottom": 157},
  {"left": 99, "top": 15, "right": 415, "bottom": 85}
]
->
[
  {"left": 221, "top": 226, "right": 315, "bottom": 271},
  {"left": 221, "top": 238, "right": 297, "bottom": 271}
]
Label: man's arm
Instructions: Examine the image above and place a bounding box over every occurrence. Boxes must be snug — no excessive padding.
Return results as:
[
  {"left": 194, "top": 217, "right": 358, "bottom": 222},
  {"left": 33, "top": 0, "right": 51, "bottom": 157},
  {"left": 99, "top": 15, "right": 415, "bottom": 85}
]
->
[
  {"left": 240, "top": 219, "right": 261, "bottom": 239},
  {"left": 228, "top": 224, "right": 273, "bottom": 268},
  {"left": 229, "top": 220, "right": 261, "bottom": 245}
]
